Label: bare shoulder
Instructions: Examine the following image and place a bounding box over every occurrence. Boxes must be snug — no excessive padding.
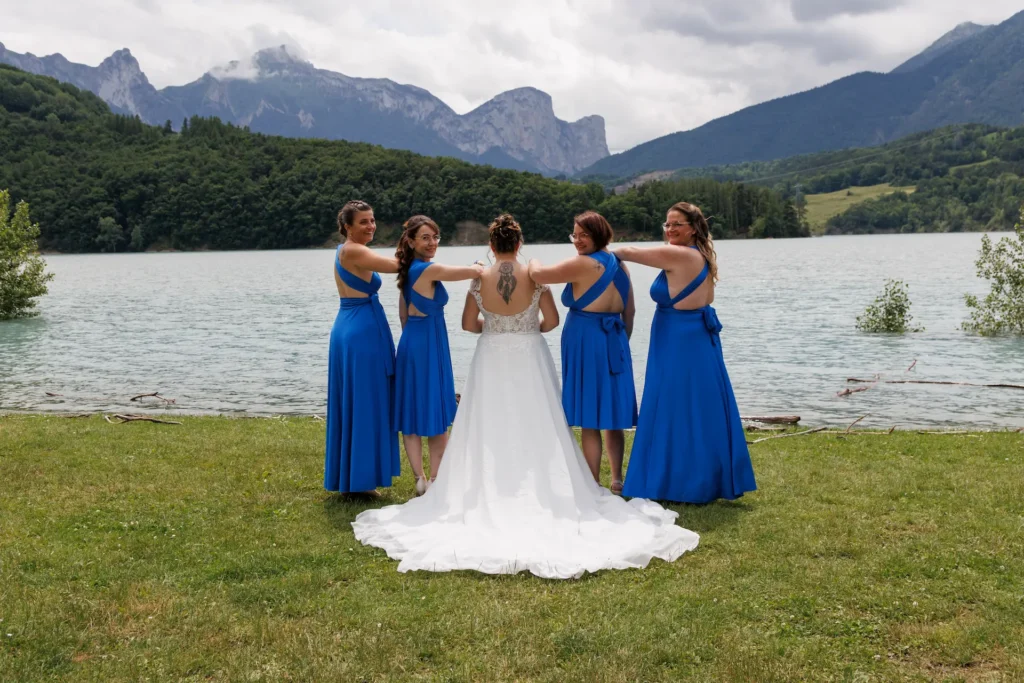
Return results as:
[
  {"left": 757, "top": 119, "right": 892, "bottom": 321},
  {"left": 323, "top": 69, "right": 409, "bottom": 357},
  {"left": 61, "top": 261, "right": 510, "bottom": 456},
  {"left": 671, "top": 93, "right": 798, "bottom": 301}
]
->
[
  {"left": 340, "top": 242, "right": 370, "bottom": 258},
  {"left": 676, "top": 246, "right": 705, "bottom": 266}
]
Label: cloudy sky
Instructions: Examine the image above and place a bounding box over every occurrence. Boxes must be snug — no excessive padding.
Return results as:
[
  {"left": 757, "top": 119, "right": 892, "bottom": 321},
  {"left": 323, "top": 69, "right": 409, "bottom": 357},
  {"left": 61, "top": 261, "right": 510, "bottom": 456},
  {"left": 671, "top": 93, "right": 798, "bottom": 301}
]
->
[{"left": 1, "top": 1, "right": 1021, "bottom": 151}]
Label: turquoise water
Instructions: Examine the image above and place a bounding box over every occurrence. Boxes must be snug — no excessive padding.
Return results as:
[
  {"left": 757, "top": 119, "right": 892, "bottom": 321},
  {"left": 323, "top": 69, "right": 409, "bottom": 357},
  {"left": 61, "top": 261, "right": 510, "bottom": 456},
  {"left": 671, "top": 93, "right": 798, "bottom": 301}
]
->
[{"left": 1, "top": 233, "right": 1021, "bottom": 428}]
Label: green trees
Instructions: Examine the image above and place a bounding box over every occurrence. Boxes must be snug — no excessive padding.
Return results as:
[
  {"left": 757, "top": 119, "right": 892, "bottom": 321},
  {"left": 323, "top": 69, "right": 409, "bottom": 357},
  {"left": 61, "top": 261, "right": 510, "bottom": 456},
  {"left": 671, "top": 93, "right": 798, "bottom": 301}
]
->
[
  {"left": 856, "top": 279, "right": 923, "bottom": 334},
  {"left": 963, "top": 206, "right": 1024, "bottom": 336},
  {"left": 0, "top": 189, "right": 53, "bottom": 320},
  {"left": 0, "top": 66, "right": 807, "bottom": 253}
]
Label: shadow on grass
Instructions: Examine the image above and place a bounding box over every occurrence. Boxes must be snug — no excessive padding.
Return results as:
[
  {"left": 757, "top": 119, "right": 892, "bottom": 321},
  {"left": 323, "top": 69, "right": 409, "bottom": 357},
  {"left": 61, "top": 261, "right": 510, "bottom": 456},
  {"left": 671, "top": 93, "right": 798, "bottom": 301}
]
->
[
  {"left": 665, "top": 498, "right": 754, "bottom": 535},
  {"left": 322, "top": 489, "right": 402, "bottom": 530}
]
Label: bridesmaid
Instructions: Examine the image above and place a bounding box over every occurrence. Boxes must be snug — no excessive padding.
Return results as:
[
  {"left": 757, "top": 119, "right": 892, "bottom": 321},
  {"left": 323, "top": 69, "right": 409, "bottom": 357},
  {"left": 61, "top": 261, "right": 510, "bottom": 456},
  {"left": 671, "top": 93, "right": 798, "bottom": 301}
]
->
[
  {"left": 324, "top": 200, "right": 401, "bottom": 496},
  {"left": 615, "top": 202, "right": 756, "bottom": 504},
  {"left": 394, "top": 216, "right": 483, "bottom": 495},
  {"left": 528, "top": 211, "right": 636, "bottom": 493}
]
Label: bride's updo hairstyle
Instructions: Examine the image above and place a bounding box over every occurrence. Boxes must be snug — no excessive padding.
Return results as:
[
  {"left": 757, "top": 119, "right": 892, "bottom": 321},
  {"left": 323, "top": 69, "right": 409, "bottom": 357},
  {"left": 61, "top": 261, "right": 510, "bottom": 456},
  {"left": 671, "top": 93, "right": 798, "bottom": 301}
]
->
[{"left": 489, "top": 213, "right": 523, "bottom": 254}]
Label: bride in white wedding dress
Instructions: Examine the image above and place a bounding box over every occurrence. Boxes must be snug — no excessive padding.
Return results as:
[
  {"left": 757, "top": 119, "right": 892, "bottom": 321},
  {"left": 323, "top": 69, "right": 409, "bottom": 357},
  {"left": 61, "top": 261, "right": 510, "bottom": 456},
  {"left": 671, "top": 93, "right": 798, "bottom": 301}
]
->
[{"left": 352, "top": 215, "right": 699, "bottom": 579}]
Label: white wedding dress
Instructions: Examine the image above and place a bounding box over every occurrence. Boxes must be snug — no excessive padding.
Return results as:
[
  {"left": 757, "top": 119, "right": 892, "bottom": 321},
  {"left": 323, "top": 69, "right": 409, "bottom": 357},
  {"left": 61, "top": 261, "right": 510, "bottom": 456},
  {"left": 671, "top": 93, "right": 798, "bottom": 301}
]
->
[{"left": 352, "top": 281, "right": 699, "bottom": 579}]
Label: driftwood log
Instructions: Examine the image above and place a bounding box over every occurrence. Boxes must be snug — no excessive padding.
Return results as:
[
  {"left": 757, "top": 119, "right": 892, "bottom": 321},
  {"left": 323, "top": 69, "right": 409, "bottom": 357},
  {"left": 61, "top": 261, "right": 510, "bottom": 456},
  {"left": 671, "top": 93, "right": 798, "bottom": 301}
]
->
[
  {"left": 130, "top": 392, "right": 177, "bottom": 404},
  {"left": 748, "top": 426, "right": 827, "bottom": 444},
  {"left": 105, "top": 414, "right": 181, "bottom": 425},
  {"left": 847, "top": 378, "right": 1024, "bottom": 391},
  {"left": 837, "top": 385, "right": 873, "bottom": 397},
  {"left": 741, "top": 415, "right": 801, "bottom": 425}
]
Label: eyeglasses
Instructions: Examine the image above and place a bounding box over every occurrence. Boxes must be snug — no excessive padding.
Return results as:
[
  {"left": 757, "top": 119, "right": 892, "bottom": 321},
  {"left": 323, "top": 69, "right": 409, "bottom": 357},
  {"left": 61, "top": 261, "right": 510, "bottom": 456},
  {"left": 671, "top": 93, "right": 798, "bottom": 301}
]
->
[
  {"left": 569, "top": 233, "right": 591, "bottom": 243},
  {"left": 417, "top": 234, "right": 441, "bottom": 244},
  {"left": 662, "top": 221, "right": 690, "bottom": 231}
]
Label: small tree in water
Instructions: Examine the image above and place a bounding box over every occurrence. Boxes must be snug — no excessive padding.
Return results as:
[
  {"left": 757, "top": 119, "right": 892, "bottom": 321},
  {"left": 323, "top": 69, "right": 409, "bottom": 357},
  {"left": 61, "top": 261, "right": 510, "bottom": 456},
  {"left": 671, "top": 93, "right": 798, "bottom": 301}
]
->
[
  {"left": 856, "top": 279, "right": 923, "bottom": 333},
  {"left": 0, "top": 190, "right": 54, "bottom": 320},
  {"left": 963, "top": 206, "right": 1024, "bottom": 336}
]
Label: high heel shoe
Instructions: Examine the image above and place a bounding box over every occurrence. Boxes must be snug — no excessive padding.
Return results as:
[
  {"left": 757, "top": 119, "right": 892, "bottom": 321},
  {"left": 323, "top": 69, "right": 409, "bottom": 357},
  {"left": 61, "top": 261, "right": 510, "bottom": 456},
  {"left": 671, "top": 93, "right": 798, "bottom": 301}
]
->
[{"left": 415, "top": 476, "right": 428, "bottom": 496}]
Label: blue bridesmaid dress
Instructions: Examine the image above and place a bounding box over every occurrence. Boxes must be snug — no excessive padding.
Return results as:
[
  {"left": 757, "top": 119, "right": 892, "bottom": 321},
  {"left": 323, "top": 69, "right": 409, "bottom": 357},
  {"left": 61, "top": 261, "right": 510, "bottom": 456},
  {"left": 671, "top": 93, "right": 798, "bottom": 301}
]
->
[
  {"left": 324, "top": 245, "right": 401, "bottom": 492},
  {"left": 394, "top": 260, "right": 458, "bottom": 437},
  {"left": 622, "top": 249, "right": 756, "bottom": 504},
  {"left": 560, "top": 250, "right": 637, "bottom": 430}
]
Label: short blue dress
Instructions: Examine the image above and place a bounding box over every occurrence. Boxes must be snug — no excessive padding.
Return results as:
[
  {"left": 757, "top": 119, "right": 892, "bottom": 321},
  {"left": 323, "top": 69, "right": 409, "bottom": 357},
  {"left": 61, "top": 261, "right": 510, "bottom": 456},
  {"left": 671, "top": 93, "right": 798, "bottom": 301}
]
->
[
  {"left": 394, "top": 259, "right": 458, "bottom": 437},
  {"left": 560, "top": 250, "right": 637, "bottom": 430}
]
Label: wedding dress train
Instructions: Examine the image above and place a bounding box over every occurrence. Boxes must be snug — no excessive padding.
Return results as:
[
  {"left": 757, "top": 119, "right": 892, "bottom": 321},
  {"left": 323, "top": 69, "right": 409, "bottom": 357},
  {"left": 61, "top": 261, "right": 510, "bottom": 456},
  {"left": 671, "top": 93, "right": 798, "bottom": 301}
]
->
[{"left": 352, "top": 281, "right": 699, "bottom": 579}]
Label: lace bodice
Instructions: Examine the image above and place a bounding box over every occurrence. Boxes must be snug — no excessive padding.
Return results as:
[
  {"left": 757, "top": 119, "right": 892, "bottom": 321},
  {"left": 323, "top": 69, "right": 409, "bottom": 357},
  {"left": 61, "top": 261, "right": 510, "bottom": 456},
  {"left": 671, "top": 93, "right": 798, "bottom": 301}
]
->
[{"left": 470, "top": 280, "right": 548, "bottom": 335}]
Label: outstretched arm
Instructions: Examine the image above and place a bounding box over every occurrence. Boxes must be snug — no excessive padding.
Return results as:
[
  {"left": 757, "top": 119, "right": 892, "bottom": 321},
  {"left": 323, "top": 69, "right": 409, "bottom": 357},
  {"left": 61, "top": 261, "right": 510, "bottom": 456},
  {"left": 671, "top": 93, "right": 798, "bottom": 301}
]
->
[
  {"left": 528, "top": 256, "right": 593, "bottom": 285},
  {"left": 462, "top": 290, "right": 483, "bottom": 334},
  {"left": 423, "top": 263, "right": 485, "bottom": 282},
  {"left": 342, "top": 242, "right": 400, "bottom": 274},
  {"left": 612, "top": 245, "right": 684, "bottom": 272}
]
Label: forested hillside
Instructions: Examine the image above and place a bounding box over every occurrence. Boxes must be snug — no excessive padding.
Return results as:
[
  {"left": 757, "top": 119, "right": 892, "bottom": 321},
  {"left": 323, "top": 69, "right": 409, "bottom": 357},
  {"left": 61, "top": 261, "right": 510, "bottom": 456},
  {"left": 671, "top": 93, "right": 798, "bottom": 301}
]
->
[{"left": 0, "top": 65, "right": 806, "bottom": 252}]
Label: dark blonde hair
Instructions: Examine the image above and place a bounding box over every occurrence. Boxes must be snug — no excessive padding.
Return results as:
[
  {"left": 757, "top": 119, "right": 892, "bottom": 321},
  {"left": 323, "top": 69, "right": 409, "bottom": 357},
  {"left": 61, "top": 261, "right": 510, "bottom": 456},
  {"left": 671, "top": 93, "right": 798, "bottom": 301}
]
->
[
  {"left": 574, "top": 210, "right": 613, "bottom": 251},
  {"left": 489, "top": 213, "right": 523, "bottom": 254},
  {"left": 337, "top": 200, "right": 373, "bottom": 239},
  {"left": 395, "top": 215, "right": 439, "bottom": 292},
  {"left": 669, "top": 202, "right": 718, "bottom": 283}
]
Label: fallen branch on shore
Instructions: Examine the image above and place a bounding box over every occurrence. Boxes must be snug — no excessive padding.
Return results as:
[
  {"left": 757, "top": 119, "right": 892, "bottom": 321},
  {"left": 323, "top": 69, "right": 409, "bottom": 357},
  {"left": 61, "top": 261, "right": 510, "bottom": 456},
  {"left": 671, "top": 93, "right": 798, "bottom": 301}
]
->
[
  {"left": 845, "top": 415, "right": 868, "bottom": 433},
  {"left": 847, "top": 378, "right": 1024, "bottom": 391},
  {"left": 745, "top": 425, "right": 786, "bottom": 432},
  {"left": 741, "top": 415, "right": 801, "bottom": 425},
  {"left": 749, "top": 426, "right": 827, "bottom": 444},
  {"left": 105, "top": 414, "right": 182, "bottom": 425},
  {"left": 130, "top": 392, "right": 177, "bottom": 404},
  {"left": 59, "top": 413, "right": 93, "bottom": 419}
]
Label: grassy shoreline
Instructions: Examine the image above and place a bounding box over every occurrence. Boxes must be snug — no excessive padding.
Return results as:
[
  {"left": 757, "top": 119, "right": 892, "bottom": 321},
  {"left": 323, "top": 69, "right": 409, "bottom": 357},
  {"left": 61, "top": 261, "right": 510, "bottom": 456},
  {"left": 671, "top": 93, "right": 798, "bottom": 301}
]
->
[{"left": 1, "top": 415, "right": 1022, "bottom": 681}]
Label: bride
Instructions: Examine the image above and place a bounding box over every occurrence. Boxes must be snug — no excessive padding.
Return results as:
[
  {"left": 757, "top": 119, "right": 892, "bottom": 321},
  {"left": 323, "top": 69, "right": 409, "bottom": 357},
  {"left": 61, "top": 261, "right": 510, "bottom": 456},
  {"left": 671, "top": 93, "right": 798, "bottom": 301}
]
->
[{"left": 352, "top": 214, "right": 699, "bottom": 579}]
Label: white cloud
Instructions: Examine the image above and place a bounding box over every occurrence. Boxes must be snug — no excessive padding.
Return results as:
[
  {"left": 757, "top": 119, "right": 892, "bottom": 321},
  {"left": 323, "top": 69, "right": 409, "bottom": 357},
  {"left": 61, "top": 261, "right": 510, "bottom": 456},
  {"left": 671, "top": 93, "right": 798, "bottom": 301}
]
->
[{"left": 0, "top": 0, "right": 1021, "bottom": 151}]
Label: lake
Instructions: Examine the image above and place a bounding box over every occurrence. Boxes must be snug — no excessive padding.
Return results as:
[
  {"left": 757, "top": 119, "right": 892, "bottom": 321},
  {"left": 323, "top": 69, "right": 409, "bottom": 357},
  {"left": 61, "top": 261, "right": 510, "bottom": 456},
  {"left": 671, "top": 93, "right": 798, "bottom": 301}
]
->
[{"left": 1, "top": 233, "right": 1021, "bottom": 429}]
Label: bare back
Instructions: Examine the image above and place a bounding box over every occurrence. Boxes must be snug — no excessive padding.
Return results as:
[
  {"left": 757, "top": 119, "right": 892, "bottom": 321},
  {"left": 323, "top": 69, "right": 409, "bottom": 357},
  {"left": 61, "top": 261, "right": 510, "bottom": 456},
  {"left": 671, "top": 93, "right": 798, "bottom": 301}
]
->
[
  {"left": 334, "top": 244, "right": 374, "bottom": 299},
  {"left": 666, "top": 248, "right": 715, "bottom": 310},
  {"left": 476, "top": 260, "right": 538, "bottom": 315}
]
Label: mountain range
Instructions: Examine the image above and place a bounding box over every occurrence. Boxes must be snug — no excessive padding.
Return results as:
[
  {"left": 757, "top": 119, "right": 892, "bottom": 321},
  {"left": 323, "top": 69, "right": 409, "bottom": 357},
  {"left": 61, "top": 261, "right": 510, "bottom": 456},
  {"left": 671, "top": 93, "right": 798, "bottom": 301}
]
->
[
  {"left": 5, "top": 11, "right": 1024, "bottom": 183},
  {"left": 579, "top": 12, "right": 1024, "bottom": 180},
  {"left": 0, "top": 43, "right": 608, "bottom": 177}
]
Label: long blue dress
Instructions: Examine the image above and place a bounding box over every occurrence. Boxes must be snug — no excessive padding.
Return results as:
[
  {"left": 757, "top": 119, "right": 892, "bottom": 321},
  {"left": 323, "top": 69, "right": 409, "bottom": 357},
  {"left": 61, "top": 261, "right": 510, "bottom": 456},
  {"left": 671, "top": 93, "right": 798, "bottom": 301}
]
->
[
  {"left": 394, "top": 259, "right": 458, "bottom": 437},
  {"left": 560, "top": 250, "right": 637, "bottom": 430},
  {"left": 324, "top": 245, "right": 400, "bottom": 492},
  {"left": 622, "top": 250, "right": 756, "bottom": 504}
]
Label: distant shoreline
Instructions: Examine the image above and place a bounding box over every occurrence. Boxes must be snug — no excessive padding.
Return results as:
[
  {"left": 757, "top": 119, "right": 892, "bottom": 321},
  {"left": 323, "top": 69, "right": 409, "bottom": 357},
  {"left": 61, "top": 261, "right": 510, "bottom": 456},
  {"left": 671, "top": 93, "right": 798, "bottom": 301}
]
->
[{"left": 35, "top": 229, "right": 1012, "bottom": 256}]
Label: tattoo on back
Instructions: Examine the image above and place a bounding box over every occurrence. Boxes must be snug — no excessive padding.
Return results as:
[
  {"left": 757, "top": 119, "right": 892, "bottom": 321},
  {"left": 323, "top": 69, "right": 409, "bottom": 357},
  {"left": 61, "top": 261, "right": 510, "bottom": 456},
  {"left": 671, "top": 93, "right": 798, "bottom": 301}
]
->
[{"left": 496, "top": 262, "right": 517, "bottom": 304}]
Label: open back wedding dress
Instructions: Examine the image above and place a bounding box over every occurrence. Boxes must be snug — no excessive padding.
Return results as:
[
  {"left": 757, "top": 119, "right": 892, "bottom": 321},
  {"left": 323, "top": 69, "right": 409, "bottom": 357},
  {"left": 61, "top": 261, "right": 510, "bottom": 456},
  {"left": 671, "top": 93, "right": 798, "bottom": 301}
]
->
[{"left": 352, "top": 280, "right": 699, "bottom": 579}]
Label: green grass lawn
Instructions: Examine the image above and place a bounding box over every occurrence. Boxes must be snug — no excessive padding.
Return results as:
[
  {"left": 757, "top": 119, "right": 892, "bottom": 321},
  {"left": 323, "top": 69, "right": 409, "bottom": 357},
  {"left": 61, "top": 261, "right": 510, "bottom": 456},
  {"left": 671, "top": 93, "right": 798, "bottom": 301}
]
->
[
  {"left": 805, "top": 184, "right": 917, "bottom": 234},
  {"left": 1, "top": 415, "right": 1022, "bottom": 681}
]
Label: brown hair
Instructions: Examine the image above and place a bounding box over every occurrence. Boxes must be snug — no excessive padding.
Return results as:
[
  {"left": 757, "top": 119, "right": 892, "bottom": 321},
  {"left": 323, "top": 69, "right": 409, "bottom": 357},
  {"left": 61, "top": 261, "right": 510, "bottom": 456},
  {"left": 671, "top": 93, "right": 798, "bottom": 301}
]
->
[
  {"left": 489, "top": 213, "right": 523, "bottom": 254},
  {"left": 668, "top": 202, "right": 718, "bottom": 283},
  {"left": 573, "top": 210, "right": 613, "bottom": 251},
  {"left": 337, "top": 200, "right": 373, "bottom": 239},
  {"left": 395, "top": 215, "right": 439, "bottom": 293}
]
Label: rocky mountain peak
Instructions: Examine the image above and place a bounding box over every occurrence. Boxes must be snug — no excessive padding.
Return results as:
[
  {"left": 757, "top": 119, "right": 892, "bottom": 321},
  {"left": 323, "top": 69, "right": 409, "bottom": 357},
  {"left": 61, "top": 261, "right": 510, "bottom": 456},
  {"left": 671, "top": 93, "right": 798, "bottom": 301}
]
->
[
  {"left": 253, "top": 45, "right": 309, "bottom": 69},
  {"left": 99, "top": 48, "right": 143, "bottom": 77}
]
